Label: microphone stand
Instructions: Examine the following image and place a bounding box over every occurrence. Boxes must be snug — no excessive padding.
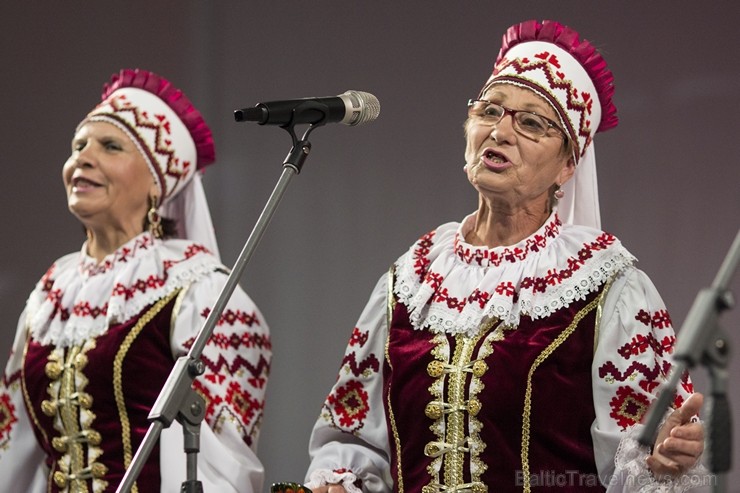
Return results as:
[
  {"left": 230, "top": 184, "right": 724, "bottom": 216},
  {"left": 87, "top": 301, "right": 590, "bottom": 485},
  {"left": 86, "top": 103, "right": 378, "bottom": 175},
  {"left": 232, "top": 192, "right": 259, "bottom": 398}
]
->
[
  {"left": 116, "top": 103, "right": 329, "bottom": 493},
  {"left": 638, "top": 228, "right": 739, "bottom": 493}
]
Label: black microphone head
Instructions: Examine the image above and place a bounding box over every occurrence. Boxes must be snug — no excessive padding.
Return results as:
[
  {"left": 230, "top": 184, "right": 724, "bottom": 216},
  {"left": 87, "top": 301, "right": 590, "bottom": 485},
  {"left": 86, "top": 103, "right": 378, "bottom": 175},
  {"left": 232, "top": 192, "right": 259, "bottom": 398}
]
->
[{"left": 339, "top": 90, "right": 380, "bottom": 126}]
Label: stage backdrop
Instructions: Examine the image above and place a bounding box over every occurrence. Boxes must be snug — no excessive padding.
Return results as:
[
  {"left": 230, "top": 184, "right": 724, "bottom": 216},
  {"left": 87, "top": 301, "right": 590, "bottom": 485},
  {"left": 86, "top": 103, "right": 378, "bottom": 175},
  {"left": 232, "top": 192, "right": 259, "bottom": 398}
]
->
[{"left": 1, "top": 1, "right": 738, "bottom": 490}]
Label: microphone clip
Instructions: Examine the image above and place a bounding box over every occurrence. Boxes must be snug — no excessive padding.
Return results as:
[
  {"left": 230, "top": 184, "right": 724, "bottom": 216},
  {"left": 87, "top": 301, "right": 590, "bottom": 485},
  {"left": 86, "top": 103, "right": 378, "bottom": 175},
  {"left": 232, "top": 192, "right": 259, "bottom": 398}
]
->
[{"left": 280, "top": 102, "right": 325, "bottom": 174}]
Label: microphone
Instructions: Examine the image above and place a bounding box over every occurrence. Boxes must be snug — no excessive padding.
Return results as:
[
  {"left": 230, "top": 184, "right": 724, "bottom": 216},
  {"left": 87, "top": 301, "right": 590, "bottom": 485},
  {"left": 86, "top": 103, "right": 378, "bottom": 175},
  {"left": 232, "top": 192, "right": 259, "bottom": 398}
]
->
[{"left": 234, "top": 90, "right": 380, "bottom": 126}]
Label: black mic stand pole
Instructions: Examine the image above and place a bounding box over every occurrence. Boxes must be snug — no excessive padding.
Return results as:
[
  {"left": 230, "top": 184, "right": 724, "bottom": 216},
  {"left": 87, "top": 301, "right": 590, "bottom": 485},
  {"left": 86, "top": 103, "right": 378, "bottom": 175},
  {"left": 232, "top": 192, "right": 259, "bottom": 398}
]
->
[
  {"left": 116, "top": 104, "right": 329, "bottom": 493},
  {"left": 638, "top": 228, "right": 739, "bottom": 493}
]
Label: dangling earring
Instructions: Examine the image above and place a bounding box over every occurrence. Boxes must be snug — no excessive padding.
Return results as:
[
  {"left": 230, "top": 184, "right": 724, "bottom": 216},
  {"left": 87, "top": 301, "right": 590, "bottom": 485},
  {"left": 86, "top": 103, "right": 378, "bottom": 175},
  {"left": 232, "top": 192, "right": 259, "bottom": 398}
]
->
[
  {"left": 463, "top": 163, "right": 468, "bottom": 171},
  {"left": 554, "top": 185, "right": 565, "bottom": 200},
  {"left": 147, "top": 195, "right": 163, "bottom": 239}
]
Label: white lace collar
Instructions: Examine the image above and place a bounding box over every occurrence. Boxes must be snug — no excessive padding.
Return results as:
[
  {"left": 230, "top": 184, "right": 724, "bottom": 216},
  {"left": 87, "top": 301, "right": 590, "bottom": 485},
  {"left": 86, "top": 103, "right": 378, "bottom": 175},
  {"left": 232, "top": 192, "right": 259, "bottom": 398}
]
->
[
  {"left": 393, "top": 212, "right": 635, "bottom": 336},
  {"left": 26, "top": 232, "right": 221, "bottom": 347}
]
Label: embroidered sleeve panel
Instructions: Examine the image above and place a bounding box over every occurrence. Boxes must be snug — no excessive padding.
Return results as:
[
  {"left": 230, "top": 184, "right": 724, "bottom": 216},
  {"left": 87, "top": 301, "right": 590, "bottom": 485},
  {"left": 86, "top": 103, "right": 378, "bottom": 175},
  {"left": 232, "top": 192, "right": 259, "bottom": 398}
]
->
[
  {"left": 171, "top": 268, "right": 271, "bottom": 448},
  {"left": 591, "top": 267, "right": 696, "bottom": 482},
  {"left": 306, "top": 275, "right": 393, "bottom": 491}
]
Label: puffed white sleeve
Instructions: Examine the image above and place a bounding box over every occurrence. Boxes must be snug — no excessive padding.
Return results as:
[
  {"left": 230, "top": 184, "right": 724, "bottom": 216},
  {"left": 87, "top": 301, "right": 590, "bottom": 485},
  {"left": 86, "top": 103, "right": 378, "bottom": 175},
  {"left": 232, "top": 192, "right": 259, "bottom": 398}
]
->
[
  {"left": 591, "top": 267, "right": 712, "bottom": 492},
  {"left": 305, "top": 274, "right": 393, "bottom": 493},
  {"left": 0, "top": 308, "right": 49, "bottom": 492},
  {"left": 160, "top": 269, "right": 271, "bottom": 493}
]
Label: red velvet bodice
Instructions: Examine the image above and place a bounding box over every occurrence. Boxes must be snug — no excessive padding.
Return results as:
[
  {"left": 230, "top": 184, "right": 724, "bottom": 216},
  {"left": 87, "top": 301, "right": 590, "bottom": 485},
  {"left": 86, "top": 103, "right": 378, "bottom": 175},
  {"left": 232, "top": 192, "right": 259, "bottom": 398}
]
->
[
  {"left": 22, "top": 296, "right": 178, "bottom": 492},
  {"left": 384, "top": 289, "right": 606, "bottom": 492}
]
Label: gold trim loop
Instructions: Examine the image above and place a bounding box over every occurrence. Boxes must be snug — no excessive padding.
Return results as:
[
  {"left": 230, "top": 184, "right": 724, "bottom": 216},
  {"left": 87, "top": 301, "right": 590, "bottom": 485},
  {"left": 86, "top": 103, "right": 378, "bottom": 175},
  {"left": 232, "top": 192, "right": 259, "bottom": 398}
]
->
[
  {"left": 45, "top": 353, "right": 88, "bottom": 380},
  {"left": 51, "top": 429, "right": 103, "bottom": 452},
  {"left": 40, "top": 391, "right": 93, "bottom": 416},
  {"left": 424, "top": 438, "right": 470, "bottom": 458},
  {"left": 426, "top": 359, "right": 488, "bottom": 378},
  {"left": 53, "top": 462, "right": 108, "bottom": 487},
  {"left": 425, "top": 398, "right": 482, "bottom": 420}
]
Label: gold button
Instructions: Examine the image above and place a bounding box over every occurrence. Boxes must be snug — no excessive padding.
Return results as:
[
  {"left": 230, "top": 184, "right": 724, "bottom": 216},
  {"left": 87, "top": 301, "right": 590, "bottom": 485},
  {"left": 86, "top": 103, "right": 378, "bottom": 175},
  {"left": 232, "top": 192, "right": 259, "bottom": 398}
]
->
[
  {"left": 86, "top": 430, "right": 102, "bottom": 446},
  {"left": 427, "top": 360, "right": 445, "bottom": 378},
  {"left": 91, "top": 462, "right": 108, "bottom": 478},
  {"left": 471, "top": 360, "right": 488, "bottom": 377},
  {"left": 51, "top": 436, "right": 68, "bottom": 452},
  {"left": 74, "top": 353, "right": 89, "bottom": 370},
  {"left": 467, "top": 398, "right": 481, "bottom": 416},
  {"left": 44, "top": 361, "right": 62, "bottom": 380},
  {"left": 424, "top": 442, "right": 441, "bottom": 457},
  {"left": 53, "top": 471, "right": 68, "bottom": 488},
  {"left": 41, "top": 400, "right": 57, "bottom": 417},
  {"left": 425, "top": 402, "right": 442, "bottom": 420},
  {"left": 78, "top": 393, "right": 93, "bottom": 409}
]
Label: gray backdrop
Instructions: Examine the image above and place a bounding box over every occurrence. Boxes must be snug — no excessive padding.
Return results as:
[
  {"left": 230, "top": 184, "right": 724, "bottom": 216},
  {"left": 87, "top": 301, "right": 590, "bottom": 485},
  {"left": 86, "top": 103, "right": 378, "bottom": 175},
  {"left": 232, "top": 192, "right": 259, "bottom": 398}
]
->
[{"left": 1, "top": 1, "right": 739, "bottom": 490}]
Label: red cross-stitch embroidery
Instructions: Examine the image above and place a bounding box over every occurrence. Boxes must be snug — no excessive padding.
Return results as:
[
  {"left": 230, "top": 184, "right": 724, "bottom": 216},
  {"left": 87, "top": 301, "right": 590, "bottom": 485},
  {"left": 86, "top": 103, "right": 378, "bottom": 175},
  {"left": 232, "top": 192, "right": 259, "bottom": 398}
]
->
[
  {"left": 197, "top": 331, "right": 270, "bottom": 351},
  {"left": 81, "top": 235, "right": 155, "bottom": 276},
  {"left": 0, "top": 370, "right": 21, "bottom": 444},
  {"left": 225, "top": 380, "right": 262, "bottom": 428},
  {"left": 599, "top": 359, "right": 670, "bottom": 384},
  {"left": 617, "top": 333, "right": 676, "bottom": 359},
  {"left": 71, "top": 301, "right": 108, "bottom": 319},
  {"left": 45, "top": 288, "right": 71, "bottom": 321},
  {"left": 197, "top": 352, "right": 270, "bottom": 383},
  {"left": 106, "top": 95, "right": 189, "bottom": 193},
  {"left": 349, "top": 328, "right": 369, "bottom": 347},
  {"left": 609, "top": 385, "right": 650, "bottom": 430},
  {"left": 413, "top": 227, "right": 617, "bottom": 313},
  {"left": 200, "top": 307, "right": 261, "bottom": 328},
  {"left": 341, "top": 352, "right": 380, "bottom": 378},
  {"left": 635, "top": 309, "right": 673, "bottom": 330},
  {"left": 453, "top": 216, "right": 560, "bottom": 267},
  {"left": 0, "top": 392, "right": 18, "bottom": 444},
  {"left": 327, "top": 380, "right": 371, "bottom": 430},
  {"left": 495, "top": 56, "right": 595, "bottom": 153},
  {"left": 412, "top": 232, "right": 436, "bottom": 279}
]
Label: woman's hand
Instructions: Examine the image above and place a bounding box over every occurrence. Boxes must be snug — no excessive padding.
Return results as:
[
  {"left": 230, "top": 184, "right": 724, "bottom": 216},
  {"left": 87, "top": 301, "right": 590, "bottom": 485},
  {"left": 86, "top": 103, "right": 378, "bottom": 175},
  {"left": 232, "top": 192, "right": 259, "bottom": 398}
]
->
[
  {"left": 310, "top": 485, "right": 347, "bottom": 493},
  {"left": 646, "top": 392, "right": 705, "bottom": 480}
]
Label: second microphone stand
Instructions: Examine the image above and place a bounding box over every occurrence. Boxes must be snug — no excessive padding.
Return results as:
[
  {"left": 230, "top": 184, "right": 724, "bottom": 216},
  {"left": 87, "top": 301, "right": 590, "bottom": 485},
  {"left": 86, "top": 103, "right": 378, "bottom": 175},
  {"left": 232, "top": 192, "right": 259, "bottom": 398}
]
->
[{"left": 638, "top": 229, "right": 739, "bottom": 493}]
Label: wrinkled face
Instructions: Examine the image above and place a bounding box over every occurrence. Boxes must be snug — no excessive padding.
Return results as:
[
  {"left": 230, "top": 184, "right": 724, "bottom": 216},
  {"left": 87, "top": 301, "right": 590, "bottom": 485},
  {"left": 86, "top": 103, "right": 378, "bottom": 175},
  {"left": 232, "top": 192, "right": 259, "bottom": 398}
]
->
[
  {"left": 464, "top": 84, "right": 574, "bottom": 210},
  {"left": 63, "top": 121, "right": 157, "bottom": 233}
]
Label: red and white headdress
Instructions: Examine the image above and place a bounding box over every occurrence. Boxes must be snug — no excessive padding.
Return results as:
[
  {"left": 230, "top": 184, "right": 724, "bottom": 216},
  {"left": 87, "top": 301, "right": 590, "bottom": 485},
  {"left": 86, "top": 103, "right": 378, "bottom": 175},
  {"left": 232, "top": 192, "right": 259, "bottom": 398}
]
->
[
  {"left": 81, "top": 69, "right": 221, "bottom": 259},
  {"left": 481, "top": 20, "right": 618, "bottom": 229}
]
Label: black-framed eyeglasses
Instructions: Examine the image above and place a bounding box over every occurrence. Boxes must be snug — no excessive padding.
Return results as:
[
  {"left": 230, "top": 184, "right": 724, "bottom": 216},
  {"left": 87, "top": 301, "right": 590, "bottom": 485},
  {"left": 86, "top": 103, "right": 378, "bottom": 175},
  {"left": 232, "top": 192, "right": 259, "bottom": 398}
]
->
[{"left": 467, "top": 99, "right": 566, "bottom": 140}]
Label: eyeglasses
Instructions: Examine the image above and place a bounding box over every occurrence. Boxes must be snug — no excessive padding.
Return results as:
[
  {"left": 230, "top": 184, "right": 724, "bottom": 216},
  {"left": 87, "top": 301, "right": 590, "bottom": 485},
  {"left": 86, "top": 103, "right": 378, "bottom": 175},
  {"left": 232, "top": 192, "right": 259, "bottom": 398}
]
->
[{"left": 467, "top": 99, "right": 566, "bottom": 140}]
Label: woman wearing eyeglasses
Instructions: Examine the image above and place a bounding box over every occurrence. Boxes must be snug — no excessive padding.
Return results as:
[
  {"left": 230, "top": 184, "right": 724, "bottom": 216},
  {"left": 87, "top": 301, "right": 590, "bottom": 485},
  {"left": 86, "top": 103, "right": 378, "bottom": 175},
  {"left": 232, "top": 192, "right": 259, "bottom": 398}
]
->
[{"left": 300, "top": 20, "right": 710, "bottom": 492}]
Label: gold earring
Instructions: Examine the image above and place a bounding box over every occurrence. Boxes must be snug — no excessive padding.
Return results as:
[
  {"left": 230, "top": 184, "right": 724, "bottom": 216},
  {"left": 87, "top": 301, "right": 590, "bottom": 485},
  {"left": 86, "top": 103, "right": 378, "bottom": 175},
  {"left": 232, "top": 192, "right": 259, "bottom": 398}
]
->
[{"left": 147, "top": 195, "right": 163, "bottom": 239}]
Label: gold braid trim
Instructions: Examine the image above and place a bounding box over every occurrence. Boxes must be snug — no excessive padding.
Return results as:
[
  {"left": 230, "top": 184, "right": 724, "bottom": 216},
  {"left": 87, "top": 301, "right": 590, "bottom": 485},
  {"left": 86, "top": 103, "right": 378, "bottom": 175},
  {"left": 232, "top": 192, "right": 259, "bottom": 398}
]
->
[
  {"left": 593, "top": 278, "right": 614, "bottom": 355},
  {"left": 169, "top": 283, "right": 192, "bottom": 342},
  {"left": 385, "top": 266, "right": 404, "bottom": 492},
  {"left": 113, "top": 289, "right": 181, "bottom": 493},
  {"left": 20, "top": 328, "right": 49, "bottom": 445},
  {"left": 520, "top": 296, "right": 600, "bottom": 493},
  {"left": 59, "top": 345, "right": 86, "bottom": 492}
]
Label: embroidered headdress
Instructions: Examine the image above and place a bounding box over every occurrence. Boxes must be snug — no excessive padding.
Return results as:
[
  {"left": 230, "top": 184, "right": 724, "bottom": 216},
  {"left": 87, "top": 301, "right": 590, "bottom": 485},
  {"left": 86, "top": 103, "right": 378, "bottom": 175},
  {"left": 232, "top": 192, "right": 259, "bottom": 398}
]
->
[
  {"left": 80, "top": 68, "right": 221, "bottom": 258},
  {"left": 481, "top": 20, "right": 618, "bottom": 229}
]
